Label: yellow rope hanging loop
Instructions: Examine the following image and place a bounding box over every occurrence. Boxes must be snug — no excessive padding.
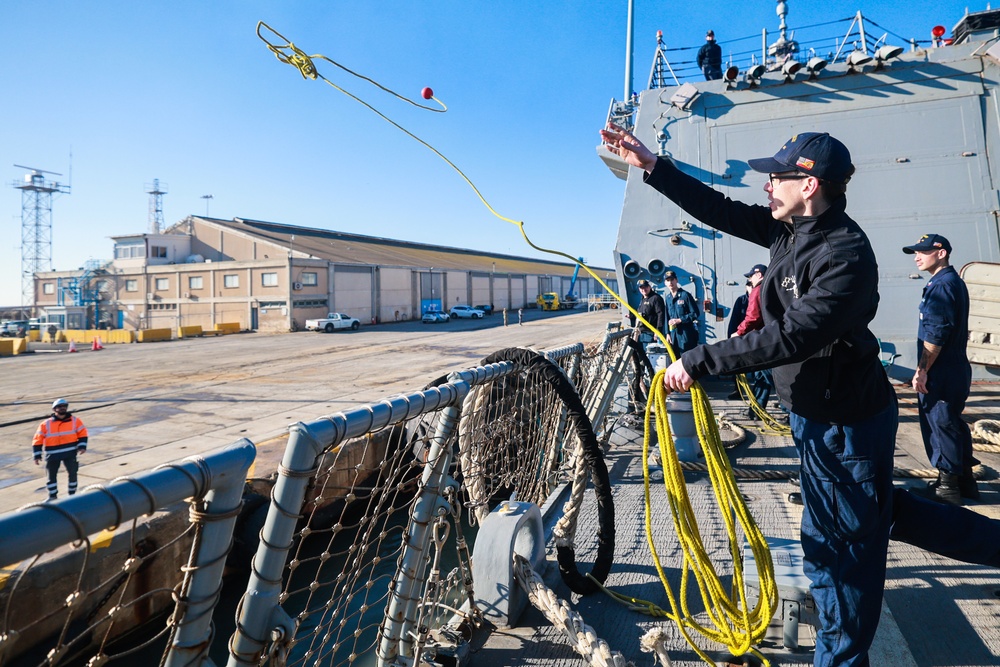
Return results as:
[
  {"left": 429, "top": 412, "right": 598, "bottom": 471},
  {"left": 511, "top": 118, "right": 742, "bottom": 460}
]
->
[
  {"left": 736, "top": 374, "right": 791, "bottom": 435},
  {"left": 255, "top": 22, "right": 780, "bottom": 665}
]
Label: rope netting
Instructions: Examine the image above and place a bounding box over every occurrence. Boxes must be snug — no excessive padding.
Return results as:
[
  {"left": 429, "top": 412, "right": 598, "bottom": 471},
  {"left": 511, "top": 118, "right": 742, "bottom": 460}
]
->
[
  {"left": 0, "top": 475, "right": 218, "bottom": 667},
  {"left": 240, "top": 334, "right": 627, "bottom": 667}
]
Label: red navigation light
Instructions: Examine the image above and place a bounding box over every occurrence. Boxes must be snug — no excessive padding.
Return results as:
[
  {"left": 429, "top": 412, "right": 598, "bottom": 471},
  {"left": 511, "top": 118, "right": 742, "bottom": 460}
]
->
[
  {"left": 421, "top": 87, "right": 433, "bottom": 100},
  {"left": 931, "top": 25, "right": 946, "bottom": 38},
  {"left": 657, "top": 30, "right": 663, "bottom": 38}
]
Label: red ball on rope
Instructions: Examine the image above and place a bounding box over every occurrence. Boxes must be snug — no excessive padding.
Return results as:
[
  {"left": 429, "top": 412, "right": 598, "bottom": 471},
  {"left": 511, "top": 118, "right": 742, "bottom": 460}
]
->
[{"left": 421, "top": 87, "right": 433, "bottom": 100}]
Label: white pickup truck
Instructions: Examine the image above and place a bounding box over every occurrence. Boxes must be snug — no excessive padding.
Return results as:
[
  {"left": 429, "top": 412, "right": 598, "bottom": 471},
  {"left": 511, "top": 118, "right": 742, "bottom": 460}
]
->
[{"left": 304, "top": 312, "right": 361, "bottom": 333}]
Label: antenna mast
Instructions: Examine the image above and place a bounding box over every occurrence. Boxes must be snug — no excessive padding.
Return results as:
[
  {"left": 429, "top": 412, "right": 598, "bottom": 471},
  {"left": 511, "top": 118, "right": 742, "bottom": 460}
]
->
[
  {"left": 145, "top": 179, "right": 168, "bottom": 234},
  {"left": 11, "top": 165, "right": 70, "bottom": 311}
]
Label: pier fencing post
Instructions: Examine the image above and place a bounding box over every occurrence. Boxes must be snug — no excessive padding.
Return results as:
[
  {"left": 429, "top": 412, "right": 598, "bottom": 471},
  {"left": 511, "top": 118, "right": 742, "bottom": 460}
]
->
[
  {"left": 376, "top": 374, "right": 465, "bottom": 667},
  {"left": 163, "top": 442, "right": 258, "bottom": 667}
]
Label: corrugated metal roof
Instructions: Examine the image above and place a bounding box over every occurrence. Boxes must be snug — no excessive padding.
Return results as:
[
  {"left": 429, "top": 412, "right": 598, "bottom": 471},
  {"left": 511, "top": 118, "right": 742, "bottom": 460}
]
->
[{"left": 193, "top": 216, "right": 612, "bottom": 277}]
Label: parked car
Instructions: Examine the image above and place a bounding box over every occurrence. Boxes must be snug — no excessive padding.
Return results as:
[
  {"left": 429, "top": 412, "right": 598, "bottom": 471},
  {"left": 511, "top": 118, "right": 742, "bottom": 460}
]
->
[
  {"left": 0, "top": 320, "right": 29, "bottom": 337},
  {"left": 304, "top": 312, "right": 361, "bottom": 332},
  {"left": 449, "top": 305, "right": 485, "bottom": 319},
  {"left": 473, "top": 304, "right": 494, "bottom": 315},
  {"left": 421, "top": 311, "right": 450, "bottom": 324}
]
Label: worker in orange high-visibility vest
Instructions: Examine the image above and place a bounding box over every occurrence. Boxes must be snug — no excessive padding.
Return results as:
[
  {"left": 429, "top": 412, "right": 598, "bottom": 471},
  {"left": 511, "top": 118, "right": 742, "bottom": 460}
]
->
[{"left": 32, "top": 398, "right": 88, "bottom": 501}]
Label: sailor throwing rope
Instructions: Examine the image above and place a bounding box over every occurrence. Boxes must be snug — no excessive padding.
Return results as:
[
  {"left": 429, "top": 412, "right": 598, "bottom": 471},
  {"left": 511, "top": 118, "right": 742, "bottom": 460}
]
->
[{"left": 600, "top": 125, "right": 1000, "bottom": 667}]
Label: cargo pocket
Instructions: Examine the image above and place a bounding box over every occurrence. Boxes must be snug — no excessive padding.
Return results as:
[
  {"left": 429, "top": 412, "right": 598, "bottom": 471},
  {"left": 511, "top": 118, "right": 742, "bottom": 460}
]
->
[{"left": 802, "top": 455, "right": 879, "bottom": 543}]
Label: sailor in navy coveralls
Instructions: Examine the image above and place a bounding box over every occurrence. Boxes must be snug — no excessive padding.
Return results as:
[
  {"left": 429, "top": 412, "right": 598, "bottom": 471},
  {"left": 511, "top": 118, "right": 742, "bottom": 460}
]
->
[{"left": 903, "top": 233, "right": 977, "bottom": 504}]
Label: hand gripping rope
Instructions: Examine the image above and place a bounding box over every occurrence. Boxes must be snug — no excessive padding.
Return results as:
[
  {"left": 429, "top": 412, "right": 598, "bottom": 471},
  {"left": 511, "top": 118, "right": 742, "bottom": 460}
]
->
[{"left": 256, "top": 22, "right": 777, "bottom": 665}]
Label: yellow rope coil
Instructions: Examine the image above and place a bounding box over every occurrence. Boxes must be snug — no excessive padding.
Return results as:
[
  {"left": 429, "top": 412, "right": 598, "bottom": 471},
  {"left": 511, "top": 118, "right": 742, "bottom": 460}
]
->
[
  {"left": 641, "top": 372, "right": 778, "bottom": 665},
  {"left": 256, "top": 23, "right": 780, "bottom": 664}
]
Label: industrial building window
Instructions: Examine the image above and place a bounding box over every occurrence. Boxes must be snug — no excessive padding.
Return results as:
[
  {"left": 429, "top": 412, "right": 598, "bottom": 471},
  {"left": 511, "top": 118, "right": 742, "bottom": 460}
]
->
[
  {"left": 155, "top": 278, "right": 169, "bottom": 290},
  {"left": 294, "top": 299, "right": 328, "bottom": 308},
  {"left": 125, "top": 279, "right": 138, "bottom": 292},
  {"left": 43, "top": 283, "right": 55, "bottom": 294},
  {"left": 223, "top": 274, "right": 239, "bottom": 288},
  {"left": 301, "top": 272, "right": 318, "bottom": 286},
  {"left": 150, "top": 246, "right": 167, "bottom": 258},
  {"left": 262, "top": 272, "right": 279, "bottom": 287},
  {"left": 259, "top": 301, "right": 287, "bottom": 308},
  {"left": 115, "top": 244, "right": 144, "bottom": 259},
  {"left": 189, "top": 276, "right": 204, "bottom": 289}
]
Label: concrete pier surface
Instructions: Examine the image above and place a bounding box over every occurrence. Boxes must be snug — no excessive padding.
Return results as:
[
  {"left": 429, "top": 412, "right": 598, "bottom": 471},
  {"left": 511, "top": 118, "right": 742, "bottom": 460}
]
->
[{"left": 0, "top": 308, "right": 619, "bottom": 513}]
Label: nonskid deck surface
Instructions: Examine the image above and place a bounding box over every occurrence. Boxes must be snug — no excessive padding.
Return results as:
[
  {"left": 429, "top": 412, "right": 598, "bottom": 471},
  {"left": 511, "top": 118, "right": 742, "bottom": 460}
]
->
[{"left": 473, "top": 381, "right": 1000, "bottom": 667}]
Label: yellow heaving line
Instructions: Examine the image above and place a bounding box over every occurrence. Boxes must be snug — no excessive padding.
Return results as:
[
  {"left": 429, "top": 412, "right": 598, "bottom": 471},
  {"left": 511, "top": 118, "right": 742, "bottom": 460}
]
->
[{"left": 255, "top": 21, "right": 779, "bottom": 664}]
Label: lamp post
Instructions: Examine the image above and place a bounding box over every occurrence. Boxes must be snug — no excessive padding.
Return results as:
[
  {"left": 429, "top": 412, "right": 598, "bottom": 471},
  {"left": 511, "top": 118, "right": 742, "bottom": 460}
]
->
[{"left": 201, "top": 194, "right": 213, "bottom": 216}]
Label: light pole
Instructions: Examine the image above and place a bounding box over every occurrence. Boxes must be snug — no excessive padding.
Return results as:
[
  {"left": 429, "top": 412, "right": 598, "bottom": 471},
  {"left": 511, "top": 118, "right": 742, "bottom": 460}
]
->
[{"left": 201, "top": 194, "right": 213, "bottom": 216}]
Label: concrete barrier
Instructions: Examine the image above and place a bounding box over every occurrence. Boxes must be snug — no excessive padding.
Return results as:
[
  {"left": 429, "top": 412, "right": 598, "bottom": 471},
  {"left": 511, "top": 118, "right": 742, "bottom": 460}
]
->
[
  {"left": 137, "top": 328, "right": 173, "bottom": 343},
  {"left": 178, "top": 325, "right": 204, "bottom": 339},
  {"left": 204, "top": 322, "right": 240, "bottom": 336},
  {"left": 0, "top": 339, "right": 17, "bottom": 357},
  {"left": 62, "top": 329, "right": 134, "bottom": 344}
]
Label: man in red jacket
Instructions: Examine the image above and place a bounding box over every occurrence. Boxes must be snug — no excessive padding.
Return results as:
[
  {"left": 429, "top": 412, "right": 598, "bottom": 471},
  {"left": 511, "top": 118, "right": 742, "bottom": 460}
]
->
[
  {"left": 32, "top": 398, "right": 88, "bottom": 501},
  {"left": 734, "top": 263, "right": 778, "bottom": 419}
]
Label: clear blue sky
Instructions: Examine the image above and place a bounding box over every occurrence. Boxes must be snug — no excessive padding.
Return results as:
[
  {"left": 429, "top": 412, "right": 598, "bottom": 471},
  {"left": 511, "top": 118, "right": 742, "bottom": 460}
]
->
[{"left": 0, "top": 0, "right": 977, "bottom": 307}]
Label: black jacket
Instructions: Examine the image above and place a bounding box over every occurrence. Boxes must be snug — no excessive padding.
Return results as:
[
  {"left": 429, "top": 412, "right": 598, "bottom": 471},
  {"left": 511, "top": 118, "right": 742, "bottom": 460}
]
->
[
  {"left": 697, "top": 41, "right": 722, "bottom": 70},
  {"left": 644, "top": 158, "right": 892, "bottom": 423},
  {"left": 633, "top": 292, "right": 666, "bottom": 334},
  {"left": 727, "top": 292, "right": 749, "bottom": 338}
]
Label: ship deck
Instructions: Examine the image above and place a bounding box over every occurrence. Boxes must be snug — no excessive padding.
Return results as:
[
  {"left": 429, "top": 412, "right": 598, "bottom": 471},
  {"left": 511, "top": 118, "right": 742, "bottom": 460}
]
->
[{"left": 474, "top": 380, "right": 1000, "bottom": 667}]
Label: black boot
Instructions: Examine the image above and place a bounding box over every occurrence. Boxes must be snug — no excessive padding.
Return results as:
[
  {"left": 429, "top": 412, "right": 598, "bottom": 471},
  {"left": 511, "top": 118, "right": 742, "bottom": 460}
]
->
[
  {"left": 959, "top": 468, "right": 981, "bottom": 501},
  {"left": 929, "top": 468, "right": 981, "bottom": 500},
  {"left": 918, "top": 472, "right": 962, "bottom": 506}
]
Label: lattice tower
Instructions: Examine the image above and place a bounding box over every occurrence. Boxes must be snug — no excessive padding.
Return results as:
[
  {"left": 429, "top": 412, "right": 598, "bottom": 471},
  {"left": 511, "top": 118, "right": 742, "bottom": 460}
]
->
[
  {"left": 146, "top": 178, "right": 168, "bottom": 234},
  {"left": 12, "top": 165, "right": 69, "bottom": 309}
]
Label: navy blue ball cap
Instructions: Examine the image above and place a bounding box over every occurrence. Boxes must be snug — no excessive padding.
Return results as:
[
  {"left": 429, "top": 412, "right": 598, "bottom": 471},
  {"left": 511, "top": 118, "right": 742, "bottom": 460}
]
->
[
  {"left": 744, "top": 263, "right": 767, "bottom": 277},
  {"left": 902, "top": 233, "right": 952, "bottom": 254},
  {"left": 748, "top": 132, "right": 854, "bottom": 184}
]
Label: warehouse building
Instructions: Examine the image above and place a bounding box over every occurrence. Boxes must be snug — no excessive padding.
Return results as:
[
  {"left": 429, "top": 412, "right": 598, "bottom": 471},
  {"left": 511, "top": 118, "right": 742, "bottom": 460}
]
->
[{"left": 33, "top": 216, "right": 616, "bottom": 333}]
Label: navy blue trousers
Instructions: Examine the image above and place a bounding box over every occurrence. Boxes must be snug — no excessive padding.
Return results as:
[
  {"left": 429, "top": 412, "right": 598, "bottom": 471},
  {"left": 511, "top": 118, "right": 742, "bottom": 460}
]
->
[
  {"left": 791, "top": 398, "right": 897, "bottom": 667},
  {"left": 747, "top": 369, "right": 772, "bottom": 411},
  {"left": 917, "top": 372, "right": 973, "bottom": 474}
]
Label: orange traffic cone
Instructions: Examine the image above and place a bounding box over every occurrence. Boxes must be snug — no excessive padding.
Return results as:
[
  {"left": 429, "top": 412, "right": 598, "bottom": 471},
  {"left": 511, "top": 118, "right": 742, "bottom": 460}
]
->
[
  {"left": 68, "top": 340, "right": 77, "bottom": 353},
  {"left": 92, "top": 337, "right": 104, "bottom": 351}
]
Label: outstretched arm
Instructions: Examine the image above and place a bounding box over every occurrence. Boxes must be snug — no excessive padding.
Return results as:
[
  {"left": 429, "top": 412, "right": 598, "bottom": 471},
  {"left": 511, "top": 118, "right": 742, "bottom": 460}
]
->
[{"left": 599, "top": 123, "right": 658, "bottom": 173}]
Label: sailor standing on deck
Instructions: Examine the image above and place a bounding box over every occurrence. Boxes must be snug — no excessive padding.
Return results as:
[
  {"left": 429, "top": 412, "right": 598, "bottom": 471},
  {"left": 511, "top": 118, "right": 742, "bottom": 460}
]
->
[
  {"left": 600, "top": 123, "right": 1000, "bottom": 667},
  {"left": 903, "top": 234, "right": 978, "bottom": 505},
  {"left": 33, "top": 398, "right": 88, "bottom": 501},
  {"left": 663, "top": 270, "right": 700, "bottom": 352},
  {"left": 697, "top": 30, "right": 723, "bottom": 81},
  {"left": 633, "top": 278, "right": 665, "bottom": 338}
]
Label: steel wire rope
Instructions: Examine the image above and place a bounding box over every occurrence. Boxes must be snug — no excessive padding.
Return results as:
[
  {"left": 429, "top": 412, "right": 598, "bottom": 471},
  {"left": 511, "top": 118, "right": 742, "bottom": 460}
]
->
[{"left": 256, "top": 23, "right": 778, "bottom": 665}]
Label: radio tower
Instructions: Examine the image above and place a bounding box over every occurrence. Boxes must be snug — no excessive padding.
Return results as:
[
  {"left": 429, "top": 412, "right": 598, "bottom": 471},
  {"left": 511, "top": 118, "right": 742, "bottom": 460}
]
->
[
  {"left": 146, "top": 178, "right": 168, "bottom": 234},
  {"left": 12, "top": 165, "right": 70, "bottom": 310}
]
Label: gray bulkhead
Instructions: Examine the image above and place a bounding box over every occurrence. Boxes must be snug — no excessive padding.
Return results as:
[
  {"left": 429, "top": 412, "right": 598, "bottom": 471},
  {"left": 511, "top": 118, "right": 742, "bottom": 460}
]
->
[{"left": 611, "top": 41, "right": 1000, "bottom": 377}]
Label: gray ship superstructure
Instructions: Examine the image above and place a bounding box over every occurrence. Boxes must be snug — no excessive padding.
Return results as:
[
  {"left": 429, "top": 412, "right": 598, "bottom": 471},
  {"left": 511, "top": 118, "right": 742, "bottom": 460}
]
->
[{"left": 605, "top": 6, "right": 1000, "bottom": 377}]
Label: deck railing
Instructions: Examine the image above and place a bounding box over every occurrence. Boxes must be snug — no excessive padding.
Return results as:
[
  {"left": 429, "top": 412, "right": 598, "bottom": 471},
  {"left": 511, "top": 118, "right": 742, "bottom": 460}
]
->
[{"left": 0, "top": 324, "right": 631, "bottom": 667}]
